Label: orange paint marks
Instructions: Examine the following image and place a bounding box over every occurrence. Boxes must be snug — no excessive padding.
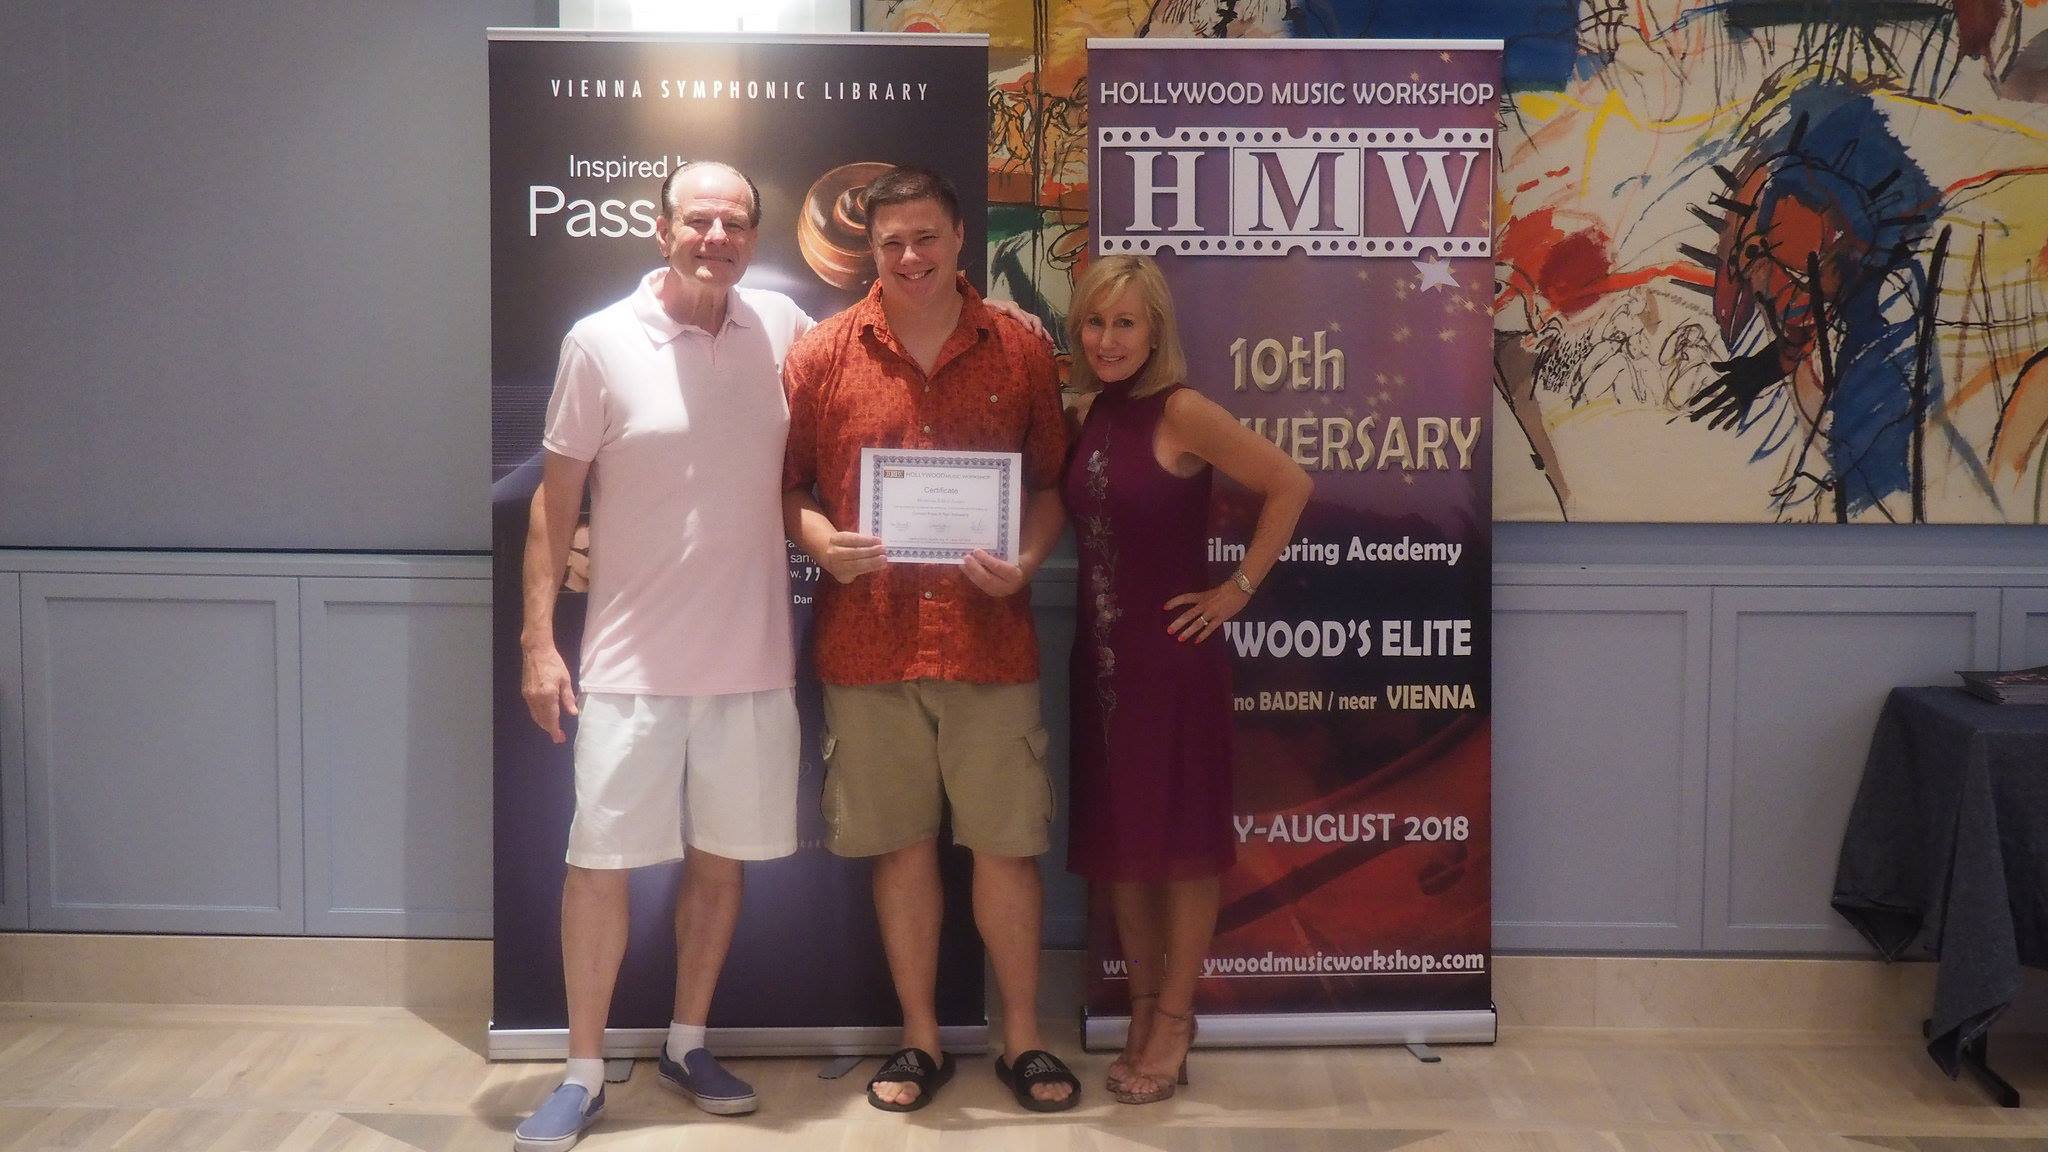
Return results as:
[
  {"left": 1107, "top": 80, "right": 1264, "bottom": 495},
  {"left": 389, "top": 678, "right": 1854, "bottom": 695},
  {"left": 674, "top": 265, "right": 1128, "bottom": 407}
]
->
[
  {"left": 1497, "top": 208, "right": 1613, "bottom": 316},
  {"left": 903, "top": 21, "right": 942, "bottom": 33},
  {"left": 1040, "top": 178, "right": 1087, "bottom": 209},
  {"left": 1947, "top": 347, "right": 2048, "bottom": 411},
  {"left": 1544, "top": 166, "right": 1571, "bottom": 179},
  {"left": 1515, "top": 179, "right": 1542, "bottom": 193},
  {"left": 1956, "top": 0, "right": 2003, "bottom": 57},
  {"left": 1498, "top": 209, "right": 1716, "bottom": 318},
  {"left": 1945, "top": 164, "right": 2048, "bottom": 197},
  {"left": 1616, "top": 261, "right": 1715, "bottom": 292}
]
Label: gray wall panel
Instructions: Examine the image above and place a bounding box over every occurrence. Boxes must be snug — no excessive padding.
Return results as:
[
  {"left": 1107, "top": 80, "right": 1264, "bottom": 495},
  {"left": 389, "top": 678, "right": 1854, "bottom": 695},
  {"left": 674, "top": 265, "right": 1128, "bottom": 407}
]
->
[
  {"left": 0, "top": 1, "right": 548, "bottom": 551},
  {"left": 0, "top": 574, "right": 25, "bottom": 928},
  {"left": 0, "top": 6, "right": 78, "bottom": 498},
  {"left": 1706, "top": 587, "right": 2000, "bottom": 952},
  {"left": 301, "top": 579, "right": 492, "bottom": 938},
  {"left": 2004, "top": 588, "right": 2048, "bottom": 669},
  {"left": 22, "top": 574, "right": 302, "bottom": 933},
  {"left": 1492, "top": 586, "right": 1708, "bottom": 950}
]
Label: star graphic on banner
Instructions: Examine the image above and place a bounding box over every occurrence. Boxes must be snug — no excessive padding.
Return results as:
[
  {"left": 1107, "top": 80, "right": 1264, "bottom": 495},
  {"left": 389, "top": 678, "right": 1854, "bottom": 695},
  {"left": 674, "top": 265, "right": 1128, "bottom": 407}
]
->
[{"left": 1413, "top": 258, "right": 1459, "bottom": 292}]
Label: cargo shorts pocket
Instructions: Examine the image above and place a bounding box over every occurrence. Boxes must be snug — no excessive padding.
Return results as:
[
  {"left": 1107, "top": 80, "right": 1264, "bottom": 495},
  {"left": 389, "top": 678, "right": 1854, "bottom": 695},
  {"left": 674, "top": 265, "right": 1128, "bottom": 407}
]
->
[
  {"left": 946, "top": 724, "right": 1054, "bottom": 856},
  {"left": 818, "top": 732, "right": 844, "bottom": 840},
  {"left": 1024, "top": 726, "right": 1053, "bottom": 826}
]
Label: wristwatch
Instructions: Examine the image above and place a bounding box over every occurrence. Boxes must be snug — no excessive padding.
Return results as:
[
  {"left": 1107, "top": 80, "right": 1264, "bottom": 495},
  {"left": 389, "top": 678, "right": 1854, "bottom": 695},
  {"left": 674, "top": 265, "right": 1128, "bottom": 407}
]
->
[{"left": 1230, "top": 569, "right": 1256, "bottom": 595}]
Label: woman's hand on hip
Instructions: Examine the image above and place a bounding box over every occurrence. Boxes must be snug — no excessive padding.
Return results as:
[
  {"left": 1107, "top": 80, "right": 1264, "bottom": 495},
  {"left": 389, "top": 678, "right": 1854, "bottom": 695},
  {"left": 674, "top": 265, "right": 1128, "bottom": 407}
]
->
[{"left": 1163, "top": 583, "right": 1250, "bottom": 643}]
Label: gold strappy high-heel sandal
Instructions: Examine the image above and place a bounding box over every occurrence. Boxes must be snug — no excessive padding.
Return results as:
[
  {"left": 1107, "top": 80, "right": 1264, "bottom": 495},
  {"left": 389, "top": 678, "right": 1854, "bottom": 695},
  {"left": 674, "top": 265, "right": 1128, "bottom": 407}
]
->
[
  {"left": 1109, "top": 1007, "right": 1195, "bottom": 1104},
  {"left": 1107, "top": 992, "right": 1159, "bottom": 1094}
]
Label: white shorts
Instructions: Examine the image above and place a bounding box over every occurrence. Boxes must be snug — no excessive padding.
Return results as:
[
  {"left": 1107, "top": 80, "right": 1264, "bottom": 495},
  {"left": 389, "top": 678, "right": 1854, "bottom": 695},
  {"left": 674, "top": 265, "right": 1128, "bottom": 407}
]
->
[{"left": 565, "top": 688, "right": 800, "bottom": 868}]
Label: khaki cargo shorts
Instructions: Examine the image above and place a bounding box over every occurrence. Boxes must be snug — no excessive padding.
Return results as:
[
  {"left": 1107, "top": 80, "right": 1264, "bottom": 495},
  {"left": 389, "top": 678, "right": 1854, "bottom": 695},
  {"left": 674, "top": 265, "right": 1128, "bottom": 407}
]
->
[{"left": 819, "top": 679, "right": 1053, "bottom": 858}]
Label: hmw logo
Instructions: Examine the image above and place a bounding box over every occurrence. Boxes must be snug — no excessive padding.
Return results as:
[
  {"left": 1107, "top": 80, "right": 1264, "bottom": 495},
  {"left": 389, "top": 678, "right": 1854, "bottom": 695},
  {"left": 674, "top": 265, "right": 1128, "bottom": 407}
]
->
[{"left": 1097, "top": 126, "right": 1493, "bottom": 259}]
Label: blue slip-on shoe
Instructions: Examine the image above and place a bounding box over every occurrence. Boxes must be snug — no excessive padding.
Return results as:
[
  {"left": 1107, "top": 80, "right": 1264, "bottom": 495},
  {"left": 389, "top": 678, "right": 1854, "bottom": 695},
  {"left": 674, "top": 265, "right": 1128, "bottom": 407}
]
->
[
  {"left": 513, "top": 1082, "right": 604, "bottom": 1151},
  {"left": 656, "top": 1046, "right": 759, "bottom": 1115}
]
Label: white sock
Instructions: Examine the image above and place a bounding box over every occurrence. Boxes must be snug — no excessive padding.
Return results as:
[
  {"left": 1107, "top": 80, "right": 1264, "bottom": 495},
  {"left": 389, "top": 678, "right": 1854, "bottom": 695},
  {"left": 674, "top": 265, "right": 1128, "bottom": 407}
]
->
[
  {"left": 667, "top": 1022, "right": 707, "bottom": 1059},
  {"left": 563, "top": 1057, "right": 605, "bottom": 1096}
]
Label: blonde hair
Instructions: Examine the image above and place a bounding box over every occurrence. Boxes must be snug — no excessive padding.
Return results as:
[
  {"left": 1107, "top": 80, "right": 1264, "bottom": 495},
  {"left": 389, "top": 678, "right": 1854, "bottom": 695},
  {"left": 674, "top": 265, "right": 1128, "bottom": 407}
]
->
[{"left": 1065, "top": 254, "right": 1187, "bottom": 399}]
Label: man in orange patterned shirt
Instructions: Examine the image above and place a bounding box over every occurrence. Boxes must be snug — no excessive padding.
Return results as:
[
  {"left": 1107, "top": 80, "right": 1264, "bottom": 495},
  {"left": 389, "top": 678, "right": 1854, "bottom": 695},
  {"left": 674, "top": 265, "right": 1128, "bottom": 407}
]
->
[{"left": 782, "top": 167, "right": 1077, "bottom": 1113}]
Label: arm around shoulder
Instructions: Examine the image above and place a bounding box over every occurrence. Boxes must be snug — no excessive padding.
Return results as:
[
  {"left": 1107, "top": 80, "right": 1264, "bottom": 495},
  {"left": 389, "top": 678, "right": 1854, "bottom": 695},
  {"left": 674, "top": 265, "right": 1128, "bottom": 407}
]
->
[{"left": 1018, "top": 334, "right": 1070, "bottom": 485}]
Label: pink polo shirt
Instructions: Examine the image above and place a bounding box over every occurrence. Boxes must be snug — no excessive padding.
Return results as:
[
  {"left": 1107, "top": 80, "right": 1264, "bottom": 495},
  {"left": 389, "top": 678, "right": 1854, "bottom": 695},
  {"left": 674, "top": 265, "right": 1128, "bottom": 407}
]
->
[{"left": 543, "top": 268, "right": 813, "bottom": 697}]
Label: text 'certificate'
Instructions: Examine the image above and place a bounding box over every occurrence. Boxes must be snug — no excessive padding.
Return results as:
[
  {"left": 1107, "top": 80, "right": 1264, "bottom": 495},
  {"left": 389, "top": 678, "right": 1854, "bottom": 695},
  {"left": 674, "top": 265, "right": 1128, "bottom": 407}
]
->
[{"left": 858, "top": 447, "right": 1023, "bottom": 565}]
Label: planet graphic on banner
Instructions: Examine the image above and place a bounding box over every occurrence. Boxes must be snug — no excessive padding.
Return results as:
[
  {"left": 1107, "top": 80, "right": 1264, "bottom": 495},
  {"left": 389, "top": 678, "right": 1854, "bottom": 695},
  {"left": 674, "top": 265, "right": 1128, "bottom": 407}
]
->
[{"left": 798, "top": 160, "right": 891, "bottom": 289}]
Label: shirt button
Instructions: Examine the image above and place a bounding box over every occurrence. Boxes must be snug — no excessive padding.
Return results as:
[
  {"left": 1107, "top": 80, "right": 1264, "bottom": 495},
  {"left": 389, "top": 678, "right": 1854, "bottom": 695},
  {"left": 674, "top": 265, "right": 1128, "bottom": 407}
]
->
[
  {"left": 989, "top": 394, "right": 999, "bottom": 403},
  {"left": 922, "top": 424, "right": 933, "bottom": 434},
  {"left": 923, "top": 590, "right": 934, "bottom": 600}
]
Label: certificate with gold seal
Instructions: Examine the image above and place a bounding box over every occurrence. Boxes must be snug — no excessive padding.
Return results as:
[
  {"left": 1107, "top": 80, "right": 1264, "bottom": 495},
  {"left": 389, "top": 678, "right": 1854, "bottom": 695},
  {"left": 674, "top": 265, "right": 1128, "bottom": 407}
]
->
[{"left": 858, "top": 447, "right": 1022, "bottom": 565}]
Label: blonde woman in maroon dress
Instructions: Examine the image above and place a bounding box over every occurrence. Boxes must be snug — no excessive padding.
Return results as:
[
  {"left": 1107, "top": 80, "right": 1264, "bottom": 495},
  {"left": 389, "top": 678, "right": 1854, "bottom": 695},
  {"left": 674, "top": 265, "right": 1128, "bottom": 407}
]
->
[{"left": 1062, "top": 255, "right": 1313, "bottom": 1104}]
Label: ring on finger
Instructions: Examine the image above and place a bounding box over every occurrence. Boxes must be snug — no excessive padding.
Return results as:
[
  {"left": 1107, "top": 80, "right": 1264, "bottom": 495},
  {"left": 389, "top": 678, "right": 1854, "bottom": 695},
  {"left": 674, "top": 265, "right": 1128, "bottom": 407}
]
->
[{"left": 1196, "top": 614, "right": 1210, "bottom": 627}]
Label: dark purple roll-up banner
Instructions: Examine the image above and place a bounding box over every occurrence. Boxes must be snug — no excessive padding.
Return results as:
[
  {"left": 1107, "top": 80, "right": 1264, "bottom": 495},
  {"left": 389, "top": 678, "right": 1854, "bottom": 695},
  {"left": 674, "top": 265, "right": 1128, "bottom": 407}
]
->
[
  {"left": 487, "top": 30, "right": 991, "bottom": 1059},
  {"left": 1086, "top": 39, "right": 1500, "bottom": 1049}
]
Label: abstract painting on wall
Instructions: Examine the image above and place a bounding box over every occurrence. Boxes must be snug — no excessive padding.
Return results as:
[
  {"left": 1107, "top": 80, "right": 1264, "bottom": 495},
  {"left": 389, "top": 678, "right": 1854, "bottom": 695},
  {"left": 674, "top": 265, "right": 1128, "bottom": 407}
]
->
[
  {"left": 866, "top": 1, "right": 2048, "bottom": 523},
  {"left": 1496, "top": 0, "right": 2048, "bottom": 522}
]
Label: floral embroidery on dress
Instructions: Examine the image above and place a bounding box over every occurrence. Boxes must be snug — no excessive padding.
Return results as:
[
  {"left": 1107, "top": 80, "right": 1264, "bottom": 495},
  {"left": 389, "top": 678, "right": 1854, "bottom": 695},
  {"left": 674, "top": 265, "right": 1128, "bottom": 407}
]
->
[
  {"left": 1085, "top": 448, "right": 1110, "bottom": 502},
  {"left": 1081, "top": 448, "right": 1120, "bottom": 726}
]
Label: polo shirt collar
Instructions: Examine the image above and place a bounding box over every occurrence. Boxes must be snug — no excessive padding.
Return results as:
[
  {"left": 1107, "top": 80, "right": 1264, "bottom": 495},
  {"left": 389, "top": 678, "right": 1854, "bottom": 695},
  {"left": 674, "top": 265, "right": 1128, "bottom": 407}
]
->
[
  {"left": 856, "top": 273, "right": 992, "bottom": 342},
  {"left": 632, "top": 268, "right": 754, "bottom": 346}
]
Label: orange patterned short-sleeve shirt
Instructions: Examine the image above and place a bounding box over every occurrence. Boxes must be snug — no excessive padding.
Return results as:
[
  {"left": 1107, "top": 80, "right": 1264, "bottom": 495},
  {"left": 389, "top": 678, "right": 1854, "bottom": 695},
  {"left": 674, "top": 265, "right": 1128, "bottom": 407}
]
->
[{"left": 782, "top": 277, "right": 1067, "bottom": 686}]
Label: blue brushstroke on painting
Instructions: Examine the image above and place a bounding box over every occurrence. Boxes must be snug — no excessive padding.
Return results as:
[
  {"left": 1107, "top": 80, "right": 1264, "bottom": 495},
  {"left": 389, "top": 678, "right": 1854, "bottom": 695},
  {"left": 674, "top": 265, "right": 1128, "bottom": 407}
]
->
[
  {"left": 1296, "top": 0, "right": 1578, "bottom": 91},
  {"left": 1740, "top": 85, "right": 1939, "bottom": 516}
]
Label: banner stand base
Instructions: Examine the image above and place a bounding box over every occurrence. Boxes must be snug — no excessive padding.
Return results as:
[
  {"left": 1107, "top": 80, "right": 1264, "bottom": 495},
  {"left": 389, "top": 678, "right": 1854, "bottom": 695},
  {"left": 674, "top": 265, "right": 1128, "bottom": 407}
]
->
[
  {"left": 1081, "top": 1007, "right": 1496, "bottom": 1051},
  {"left": 487, "top": 1024, "right": 992, "bottom": 1062}
]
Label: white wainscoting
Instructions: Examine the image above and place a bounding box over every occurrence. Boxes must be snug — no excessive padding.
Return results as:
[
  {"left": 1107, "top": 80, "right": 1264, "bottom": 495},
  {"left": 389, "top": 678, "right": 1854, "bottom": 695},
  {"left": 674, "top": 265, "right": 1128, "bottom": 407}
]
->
[
  {"left": 2, "top": 550, "right": 2045, "bottom": 953},
  {"left": 0, "top": 572, "right": 24, "bottom": 929}
]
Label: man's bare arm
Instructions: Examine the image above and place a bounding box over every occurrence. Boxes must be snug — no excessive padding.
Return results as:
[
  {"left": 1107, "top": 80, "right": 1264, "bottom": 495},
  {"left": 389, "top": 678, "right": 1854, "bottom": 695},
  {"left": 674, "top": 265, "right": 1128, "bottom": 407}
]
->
[{"left": 522, "top": 450, "right": 593, "bottom": 743}]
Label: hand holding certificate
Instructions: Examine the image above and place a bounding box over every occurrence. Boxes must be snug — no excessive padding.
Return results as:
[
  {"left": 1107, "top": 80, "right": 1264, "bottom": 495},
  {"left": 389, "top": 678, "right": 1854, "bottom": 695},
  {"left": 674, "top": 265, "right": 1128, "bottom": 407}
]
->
[{"left": 858, "top": 447, "right": 1023, "bottom": 565}]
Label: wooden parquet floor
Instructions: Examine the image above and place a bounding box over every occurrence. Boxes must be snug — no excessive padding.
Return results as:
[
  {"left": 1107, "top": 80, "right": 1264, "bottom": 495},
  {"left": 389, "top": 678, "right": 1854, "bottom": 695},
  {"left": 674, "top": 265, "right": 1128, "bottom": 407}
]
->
[{"left": 2, "top": 1003, "right": 2046, "bottom": 1151}]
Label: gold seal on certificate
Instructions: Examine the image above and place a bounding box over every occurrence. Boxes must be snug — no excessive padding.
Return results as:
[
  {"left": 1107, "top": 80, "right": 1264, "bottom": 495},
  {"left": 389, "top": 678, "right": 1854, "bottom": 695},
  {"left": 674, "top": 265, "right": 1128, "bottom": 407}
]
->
[{"left": 858, "top": 447, "right": 1024, "bottom": 564}]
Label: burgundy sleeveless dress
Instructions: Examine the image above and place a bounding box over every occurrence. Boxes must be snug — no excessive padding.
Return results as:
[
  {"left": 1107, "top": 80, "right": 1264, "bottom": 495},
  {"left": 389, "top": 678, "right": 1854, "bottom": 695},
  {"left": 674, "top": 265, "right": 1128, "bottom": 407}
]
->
[{"left": 1063, "top": 381, "right": 1235, "bottom": 882}]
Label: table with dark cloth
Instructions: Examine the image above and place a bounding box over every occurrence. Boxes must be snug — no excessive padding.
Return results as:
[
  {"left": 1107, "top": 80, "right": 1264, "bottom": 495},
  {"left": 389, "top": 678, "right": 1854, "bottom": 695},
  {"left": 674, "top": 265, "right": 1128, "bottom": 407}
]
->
[{"left": 1831, "top": 686, "right": 2048, "bottom": 1102}]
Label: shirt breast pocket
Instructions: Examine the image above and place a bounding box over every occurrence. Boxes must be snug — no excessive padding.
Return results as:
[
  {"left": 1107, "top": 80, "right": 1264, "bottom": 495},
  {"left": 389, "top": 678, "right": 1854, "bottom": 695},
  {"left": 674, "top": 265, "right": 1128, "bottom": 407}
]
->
[{"left": 975, "top": 385, "right": 1026, "bottom": 445}]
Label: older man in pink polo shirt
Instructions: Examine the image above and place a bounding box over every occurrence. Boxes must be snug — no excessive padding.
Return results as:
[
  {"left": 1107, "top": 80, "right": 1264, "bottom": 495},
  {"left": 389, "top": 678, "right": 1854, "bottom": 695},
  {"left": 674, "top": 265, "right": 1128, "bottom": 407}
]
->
[{"left": 513, "top": 161, "right": 804, "bottom": 1151}]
